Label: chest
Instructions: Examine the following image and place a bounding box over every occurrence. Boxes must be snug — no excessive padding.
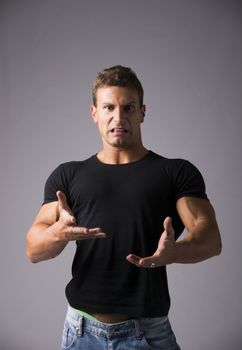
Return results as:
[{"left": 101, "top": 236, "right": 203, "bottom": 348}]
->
[{"left": 69, "top": 165, "right": 174, "bottom": 214}]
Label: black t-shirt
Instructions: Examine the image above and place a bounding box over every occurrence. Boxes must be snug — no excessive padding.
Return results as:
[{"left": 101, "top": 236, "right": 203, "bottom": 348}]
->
[{"left": 43, "top": 151, "right": 208, "bottom": 317}]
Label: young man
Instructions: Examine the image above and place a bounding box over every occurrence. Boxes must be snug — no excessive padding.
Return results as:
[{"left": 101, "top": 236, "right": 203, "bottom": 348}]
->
[{"left": 26, "top": 65, "right": 222, "bottom": 350}]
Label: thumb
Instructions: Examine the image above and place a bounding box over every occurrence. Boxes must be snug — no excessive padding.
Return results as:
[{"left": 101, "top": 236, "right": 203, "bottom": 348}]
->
[
  {"left": 56, "top": 191, "right": 69, "bottom": 211},
  {"left": 56, "top": 191, "right": 76, "bottom": 225},
  {"left": 163, "top": 217, "right": 175, "bottom": 238}
]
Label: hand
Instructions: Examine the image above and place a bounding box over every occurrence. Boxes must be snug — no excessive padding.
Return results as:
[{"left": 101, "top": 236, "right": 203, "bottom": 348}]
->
[
  {"left": 126, "top": 217, "right": 176, "bottom": 268},
  {"left": 56, "top": 191, "right": 106, "bottom": 241}
]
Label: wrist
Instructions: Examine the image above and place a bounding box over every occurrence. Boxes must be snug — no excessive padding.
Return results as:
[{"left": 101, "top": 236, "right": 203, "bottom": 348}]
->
[
  {"left": 172, "top": 241, "right": 184, "bottom": 264},
  {"left": 48, "top": 220, "right": 67, "bottom": 242}
]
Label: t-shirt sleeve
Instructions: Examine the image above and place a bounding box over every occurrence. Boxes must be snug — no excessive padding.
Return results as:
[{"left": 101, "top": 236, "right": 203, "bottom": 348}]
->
[
  {"left": 172, "top": 160, "right": 208, "bottom": 201},
  {"left": 42, "top": 164, "right": 71, "bottom": 206}
]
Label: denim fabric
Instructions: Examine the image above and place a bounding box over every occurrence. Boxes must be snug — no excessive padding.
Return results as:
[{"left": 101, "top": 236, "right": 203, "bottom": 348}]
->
[{"left": 61, "top": 306, "right": 181, "bottom": 350}]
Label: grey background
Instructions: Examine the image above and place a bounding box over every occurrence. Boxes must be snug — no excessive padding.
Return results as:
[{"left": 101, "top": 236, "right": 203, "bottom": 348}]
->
[{"left": 1, "top": 0, "right": 241, "bottom": 349}]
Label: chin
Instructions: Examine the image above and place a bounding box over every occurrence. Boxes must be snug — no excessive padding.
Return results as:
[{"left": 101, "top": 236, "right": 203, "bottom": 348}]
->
[{"left": 109, "top": 141, "right": 131, "bottom": 148}]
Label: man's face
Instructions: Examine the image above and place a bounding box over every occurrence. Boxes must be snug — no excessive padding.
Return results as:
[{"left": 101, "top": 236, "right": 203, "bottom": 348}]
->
[{"left": 90, "top": 86, "right": 145, "bottom": 150}]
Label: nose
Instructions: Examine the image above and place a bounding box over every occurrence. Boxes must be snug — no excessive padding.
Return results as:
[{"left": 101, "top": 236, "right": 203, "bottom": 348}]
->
[{"left": 113, "top": 107, "right": 124, "bottom": 122}]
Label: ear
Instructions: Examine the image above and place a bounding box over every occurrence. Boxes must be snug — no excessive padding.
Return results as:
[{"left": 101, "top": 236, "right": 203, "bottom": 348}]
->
[
  {"left": 90, "top": 105, "right": 98, "bottom": 124},
  {"left": 140, "top": 104, "right": 146, "bottom": 123}
]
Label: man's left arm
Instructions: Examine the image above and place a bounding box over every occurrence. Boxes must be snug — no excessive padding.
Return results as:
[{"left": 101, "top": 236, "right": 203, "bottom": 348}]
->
[
  {"left": 173, "top": 197, "right": 222, "bottom": 263},
  {"left": 126, "top": 197, "right": 222, "bottom": 267}
]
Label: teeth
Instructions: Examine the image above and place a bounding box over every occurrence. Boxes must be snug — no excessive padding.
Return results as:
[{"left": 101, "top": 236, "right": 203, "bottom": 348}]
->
[{"left": 110, "top": 128, "right": 128, "bottom": 133}]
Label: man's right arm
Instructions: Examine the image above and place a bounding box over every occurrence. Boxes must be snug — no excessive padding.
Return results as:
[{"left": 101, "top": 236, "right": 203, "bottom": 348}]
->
[{"left": 26, "top": 191, "right": 106, "bottom": 263}]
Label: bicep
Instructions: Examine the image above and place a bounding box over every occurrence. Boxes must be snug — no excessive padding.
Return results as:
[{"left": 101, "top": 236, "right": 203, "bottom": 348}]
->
[{"left": 32, "top": 201, "right": 59, "bottom": 228}]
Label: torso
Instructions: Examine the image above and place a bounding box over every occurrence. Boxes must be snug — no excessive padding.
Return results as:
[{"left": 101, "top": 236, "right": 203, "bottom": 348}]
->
[
  {"left": 92, "top": 313, "right": 132, "bottom": 323},
  {"left": 44, "top": 151, "right": 205, "bottom": 317}
]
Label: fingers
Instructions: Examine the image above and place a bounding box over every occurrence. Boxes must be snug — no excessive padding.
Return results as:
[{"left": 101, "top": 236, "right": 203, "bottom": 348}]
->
[
  {"left": 126, "top": 254, "right": 142, "bottom": 267},
  {"left": 66, "top": 226, "right": 107, "bottom": 241},
  {"left": 126, "top": 254, "right": 161, "bottom": 268},
  {"left": 56, "top": 191, "right": 106, "bottom": 241},
  {"left": 127, "top": 218, "right": 176, "bottom": 268},
  {"left": 163, "top": 216, "right": 175, "bottom": 238}
]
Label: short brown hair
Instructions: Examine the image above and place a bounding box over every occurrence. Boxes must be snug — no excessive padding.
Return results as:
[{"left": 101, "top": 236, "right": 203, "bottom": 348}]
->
[{"left": 92, "top": 65, "right": 144, "bottom": 107}]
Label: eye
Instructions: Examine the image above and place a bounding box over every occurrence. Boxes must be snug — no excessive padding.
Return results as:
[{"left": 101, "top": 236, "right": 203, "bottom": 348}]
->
[
  {"left": 124, "top": 105, "right": 135, "bottom": 113},
  {"left": 104, "top": 105, "right": 114, "bottom": 111}
]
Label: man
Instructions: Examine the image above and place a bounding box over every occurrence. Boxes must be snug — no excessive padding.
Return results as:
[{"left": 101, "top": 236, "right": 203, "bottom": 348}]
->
[{"left": 26, "top": 65, "right": 222, "bottom": 350}]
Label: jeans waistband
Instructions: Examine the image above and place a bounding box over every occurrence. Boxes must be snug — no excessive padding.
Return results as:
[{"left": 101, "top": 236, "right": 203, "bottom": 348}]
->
[{"left": 66, "top": 305, "right": 168, "bottom": 340}]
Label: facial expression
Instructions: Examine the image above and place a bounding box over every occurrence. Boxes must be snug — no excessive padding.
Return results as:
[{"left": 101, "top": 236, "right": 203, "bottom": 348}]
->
[{"left": 90, "top": 86, "right": 145, "bottom": 150}]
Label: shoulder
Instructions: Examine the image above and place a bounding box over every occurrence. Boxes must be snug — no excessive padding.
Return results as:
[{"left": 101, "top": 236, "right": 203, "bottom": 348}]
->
[
  {"left": 43, "top": 156, "right": 96, "bottom": 205},
  {"left": 149, "top": 151, "right": 207, "bottom": 196},
  {"left": 44, "top": 156, "right": 97, "bottom": 189},
  {"left": 149, "top": 151, "right": 199, "bottom": 174},
  {"left": 50, "top": 155, "right": 96, "bottom": 177}
]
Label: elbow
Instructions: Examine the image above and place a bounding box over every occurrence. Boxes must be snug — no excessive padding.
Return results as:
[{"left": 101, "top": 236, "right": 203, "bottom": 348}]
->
[
  {"left": 26, "top": 249, "right": 40, "bottom": 264},
  {"left": 214, "top": 240, "right": 222, "bottom": 256},
  {"left": 26, "top": 238, "right": 41, "bottom": 263},
  {"left": 201, "top": 232, "right": 222, "bottom": 260},
  {"left": 26, "top": 243, "right": 57, "bottom": 263},
  {"left": 211, "top": 231, "right": 222, "bottom": 257}
]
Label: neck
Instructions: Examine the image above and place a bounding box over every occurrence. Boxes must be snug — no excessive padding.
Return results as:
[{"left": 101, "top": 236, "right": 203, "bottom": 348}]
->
[{"left": 97, "top": 145, "right": 149, "bottom": 165}]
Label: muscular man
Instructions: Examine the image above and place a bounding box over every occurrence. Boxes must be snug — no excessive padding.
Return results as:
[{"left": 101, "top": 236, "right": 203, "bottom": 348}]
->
[{"left": 26, "top": 65, "right": 222, "bottom": 350}]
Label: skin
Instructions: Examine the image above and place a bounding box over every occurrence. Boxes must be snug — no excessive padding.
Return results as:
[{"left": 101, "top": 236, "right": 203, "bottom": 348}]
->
[
  {"left": 26, "top": 85, "right": 222, "bottom": 323},
  {"left": 90, "top": 86, "right": 147, "bottom": 164}
]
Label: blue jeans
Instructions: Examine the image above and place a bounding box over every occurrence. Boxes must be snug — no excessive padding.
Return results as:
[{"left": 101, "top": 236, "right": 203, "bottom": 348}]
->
[{"left": 61, "top": 306, "right": 181, "bottom": 350}]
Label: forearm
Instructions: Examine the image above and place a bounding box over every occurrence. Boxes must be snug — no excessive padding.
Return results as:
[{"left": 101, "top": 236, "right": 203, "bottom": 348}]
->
[
  {"left": 173, "top": 225, "right": 222, "bottom": 264},
  {"left": 26, "top": 222, "right": 68, "bottom": 263}
]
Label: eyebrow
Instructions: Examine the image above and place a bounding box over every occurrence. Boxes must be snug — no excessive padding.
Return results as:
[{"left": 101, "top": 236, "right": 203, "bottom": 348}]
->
[
  {"left": 125, "top": 101, "right": 137, "bottom": 104},
  {"left": 102, "top": 100, "right": 138, "bottom": 105}
]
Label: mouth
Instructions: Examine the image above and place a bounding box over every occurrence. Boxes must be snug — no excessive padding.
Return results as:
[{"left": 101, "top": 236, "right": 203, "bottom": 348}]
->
[{"left": 110, "top": 127, "right": 128, "bottom": 134}]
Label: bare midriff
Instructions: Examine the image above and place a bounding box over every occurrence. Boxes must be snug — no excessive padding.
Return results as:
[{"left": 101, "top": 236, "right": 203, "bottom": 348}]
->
[{"left": 92, "top": 313, "right": 132, "bottom": 323}]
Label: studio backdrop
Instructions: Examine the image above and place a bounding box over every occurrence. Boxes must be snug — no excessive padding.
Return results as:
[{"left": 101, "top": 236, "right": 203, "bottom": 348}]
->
[{"left": 0, "top": 1, "right": 241, "bottom": 349}]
